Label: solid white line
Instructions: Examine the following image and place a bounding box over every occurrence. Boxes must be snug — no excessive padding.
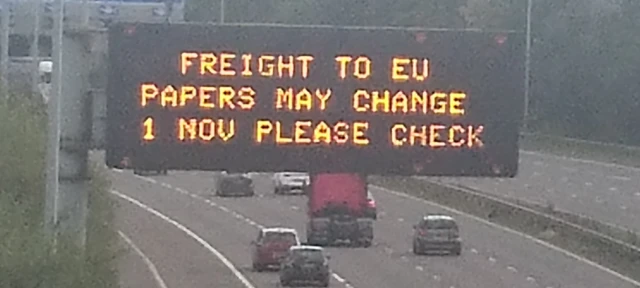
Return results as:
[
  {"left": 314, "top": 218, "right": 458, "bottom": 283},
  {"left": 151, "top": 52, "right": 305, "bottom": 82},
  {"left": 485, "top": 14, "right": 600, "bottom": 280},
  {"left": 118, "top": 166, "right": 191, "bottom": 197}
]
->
[
  {"left": 521, "top": 150, "right": 640, "bottom": 172},
  {"left": 371, "top": 185, "right": 640, "bottom": 286},
  {"left": 110, "top": 190, "right": 256, "bottom": 288},
  {"left": 118, "top": 230, "right": 169, "bottom": 288}
]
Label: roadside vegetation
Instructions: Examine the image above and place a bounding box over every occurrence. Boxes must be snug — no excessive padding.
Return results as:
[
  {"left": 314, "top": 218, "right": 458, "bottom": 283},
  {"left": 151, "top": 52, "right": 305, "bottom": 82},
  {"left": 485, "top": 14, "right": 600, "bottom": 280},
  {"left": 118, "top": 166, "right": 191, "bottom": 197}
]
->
[
  {"left": 186, "top": 0, "right": 640, "bottom": 147},
  {"left": 0, "top": 94, "right": 121, "bottom": 287}
]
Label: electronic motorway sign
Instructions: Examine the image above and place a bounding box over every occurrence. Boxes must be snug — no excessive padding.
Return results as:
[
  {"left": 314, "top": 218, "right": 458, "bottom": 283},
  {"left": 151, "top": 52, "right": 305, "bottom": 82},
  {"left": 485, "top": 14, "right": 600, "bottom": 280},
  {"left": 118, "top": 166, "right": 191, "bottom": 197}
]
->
[{"left": 106, "top": 23, "right": 525, "bottom": 176}]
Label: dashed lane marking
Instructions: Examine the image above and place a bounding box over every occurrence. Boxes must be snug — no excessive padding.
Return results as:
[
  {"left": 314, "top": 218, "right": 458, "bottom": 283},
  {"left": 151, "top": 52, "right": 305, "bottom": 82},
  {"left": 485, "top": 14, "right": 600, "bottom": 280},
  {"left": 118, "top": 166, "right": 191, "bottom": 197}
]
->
[
  {"left": 372, "top": 184, "right": 640, "bottom": 287},
  {"left": 111, "top": 190, "right": 256, "bottom": 288},
  {"left": 115, "top": 172, "right": 356, "bottom": 288},
  {"left": 118, "top": 230, "right": 169, "bottom": 288}
]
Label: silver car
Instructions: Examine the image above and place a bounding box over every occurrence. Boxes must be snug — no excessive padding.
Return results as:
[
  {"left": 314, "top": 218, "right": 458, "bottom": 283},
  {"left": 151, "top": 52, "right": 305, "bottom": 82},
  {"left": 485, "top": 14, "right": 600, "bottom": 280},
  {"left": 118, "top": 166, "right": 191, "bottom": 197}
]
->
[{"left": 273, "top": 172, "right": 309, "bottom": 195}]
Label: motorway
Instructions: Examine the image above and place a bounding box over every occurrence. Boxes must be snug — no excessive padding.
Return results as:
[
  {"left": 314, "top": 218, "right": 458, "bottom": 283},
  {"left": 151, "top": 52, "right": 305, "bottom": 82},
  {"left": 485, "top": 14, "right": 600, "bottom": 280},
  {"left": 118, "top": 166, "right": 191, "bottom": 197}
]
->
[
  {"left": 113, "top": 168, "right": 639, "bottom": 288},
  {"left": 434, "top": 150, "right": 640, "bottom": 233}
]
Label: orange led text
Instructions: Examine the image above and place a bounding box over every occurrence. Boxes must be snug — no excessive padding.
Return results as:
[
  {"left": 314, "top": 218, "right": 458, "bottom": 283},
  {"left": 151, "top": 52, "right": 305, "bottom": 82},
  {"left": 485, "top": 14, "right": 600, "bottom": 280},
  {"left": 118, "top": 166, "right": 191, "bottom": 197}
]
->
[
  {"left": 391, "top": 57, "right": 429, "bottom": 82},
  {"left": 140, "top": 83, "right": 256, "bottom": 110},
  {"left": 390, "top": 124, "right": 483, "bottom": 148},
  {"left": 255, "top": 120, "right": 370, "bottom": 145},
  {"left": 177, "top": 118, "right": 236, "bottom": 141},
  {"left": 180, "top": 52, "right": 314, "bottom": 79},
  {"left": 275, "top": 88, "right": 332, "bottom": 111},
  {"left": 352, "top": 89, "right": 465, "bottom": 115},
  {"left": 335, "top": 55, "right": 372, "bottom": 80}
]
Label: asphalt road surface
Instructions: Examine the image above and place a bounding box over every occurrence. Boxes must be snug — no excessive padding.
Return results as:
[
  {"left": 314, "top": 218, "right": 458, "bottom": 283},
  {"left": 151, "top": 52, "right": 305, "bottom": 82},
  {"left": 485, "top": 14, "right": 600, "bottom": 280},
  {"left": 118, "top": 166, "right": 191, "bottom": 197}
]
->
[
  {"left": 112, "top": 168, "right": 639, "bottom": 288},
  {"left": 433, "top": 150, "right": 640, "bottom": 233}
]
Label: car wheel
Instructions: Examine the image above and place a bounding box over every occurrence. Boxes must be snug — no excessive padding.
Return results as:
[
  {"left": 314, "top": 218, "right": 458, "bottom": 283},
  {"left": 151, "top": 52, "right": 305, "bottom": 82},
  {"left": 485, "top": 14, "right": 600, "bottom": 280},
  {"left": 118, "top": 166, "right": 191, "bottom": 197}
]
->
[
  {"left": 361, "top": 239, "right": 372, "bottom": 248},
  {"left": 274, "top": 187, "right": 280, "bottom": 194},
  {"left": 253, "top": 262, "right": 264, "bottom": 272},
  {"left": 319, "top": 277, "right": 330, "bottom": 287},
  {"left": 412, "top": 241, "right": 422, "bottom": 255},
  {"left": 452, "top": 245, "right": 462, "bottom": 256},
  {"left": 280, "top": 279, "right": 290, "bottom": 287}
]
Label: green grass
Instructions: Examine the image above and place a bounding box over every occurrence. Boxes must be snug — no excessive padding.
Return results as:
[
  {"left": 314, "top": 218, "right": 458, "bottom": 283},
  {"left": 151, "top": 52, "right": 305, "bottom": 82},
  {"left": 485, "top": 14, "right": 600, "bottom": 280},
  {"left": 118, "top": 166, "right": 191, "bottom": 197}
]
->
[
  {"left": 0, "top": 94, "right": 121, "bottom": 287},
  {"left": 520, "top": 133, "right": 640, "bottom": 168}
]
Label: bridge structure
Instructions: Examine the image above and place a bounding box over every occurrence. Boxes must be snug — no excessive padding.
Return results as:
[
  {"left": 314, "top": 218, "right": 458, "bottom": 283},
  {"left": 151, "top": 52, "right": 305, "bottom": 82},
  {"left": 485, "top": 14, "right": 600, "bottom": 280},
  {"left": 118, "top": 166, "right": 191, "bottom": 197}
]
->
[{"left": 1, "top": 0, "right": 186, "bottom": 247}]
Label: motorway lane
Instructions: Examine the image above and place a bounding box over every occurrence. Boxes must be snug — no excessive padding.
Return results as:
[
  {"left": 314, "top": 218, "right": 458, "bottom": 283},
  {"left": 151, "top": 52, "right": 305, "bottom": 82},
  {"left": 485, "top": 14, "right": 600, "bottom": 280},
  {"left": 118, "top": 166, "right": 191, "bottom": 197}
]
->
[
  {"left": 434, "top": 151, "right": 640, "bottom": 233},
  {"left": 111, "top": 171, "right": 347, "bottom": 288},
  {"left": 118, "top": 233, "right": 163, "bottom": 288},
  {"left": 115, "top": 188, "right": 251, "bottom": 288},
  {"left": 150, "top": 171, "right": 638, "bottom": 288}
]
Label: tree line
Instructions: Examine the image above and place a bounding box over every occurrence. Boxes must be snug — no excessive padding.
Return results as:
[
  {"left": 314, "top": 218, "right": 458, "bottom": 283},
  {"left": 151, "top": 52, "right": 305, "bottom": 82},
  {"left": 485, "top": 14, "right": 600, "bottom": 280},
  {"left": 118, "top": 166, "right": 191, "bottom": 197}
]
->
[{"left": 184, "top": 0, "right": 640, "bottom": 146}]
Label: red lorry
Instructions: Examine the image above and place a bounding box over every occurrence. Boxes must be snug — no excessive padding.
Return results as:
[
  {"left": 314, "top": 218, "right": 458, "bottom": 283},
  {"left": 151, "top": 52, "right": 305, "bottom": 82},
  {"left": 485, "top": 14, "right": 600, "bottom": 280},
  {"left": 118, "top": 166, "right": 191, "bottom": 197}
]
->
[{"left": 305, "top": 173, "right": 374, "bottom": 247}]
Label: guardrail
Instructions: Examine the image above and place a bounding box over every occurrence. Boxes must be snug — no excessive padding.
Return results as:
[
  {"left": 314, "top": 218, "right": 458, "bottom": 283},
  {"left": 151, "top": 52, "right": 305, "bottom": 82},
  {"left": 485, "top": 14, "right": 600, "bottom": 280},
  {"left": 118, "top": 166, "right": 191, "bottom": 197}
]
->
[{"left": 370, "top": 176, "right": 640, "bottom": 283}]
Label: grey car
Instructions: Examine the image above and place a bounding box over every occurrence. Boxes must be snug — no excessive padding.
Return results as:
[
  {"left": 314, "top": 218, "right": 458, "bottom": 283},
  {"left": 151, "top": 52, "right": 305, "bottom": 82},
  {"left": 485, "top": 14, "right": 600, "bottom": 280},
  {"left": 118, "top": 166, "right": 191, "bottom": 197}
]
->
[
  {"left": 412, "top": 215, "right": 462, "bottom": 255},
  {"left": 279, "top": 246, "right": 331, "bottom": 287},
  {"left": 215, "top": 173, "right": 255, "bottom": 197}
]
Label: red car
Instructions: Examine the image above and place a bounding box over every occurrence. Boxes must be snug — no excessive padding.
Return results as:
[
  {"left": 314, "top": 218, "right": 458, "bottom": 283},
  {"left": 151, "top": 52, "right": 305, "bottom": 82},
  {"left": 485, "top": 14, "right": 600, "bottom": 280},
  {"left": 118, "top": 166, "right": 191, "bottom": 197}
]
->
[{"left": 251, "top": 228, "right": 301, "bottom": 271}]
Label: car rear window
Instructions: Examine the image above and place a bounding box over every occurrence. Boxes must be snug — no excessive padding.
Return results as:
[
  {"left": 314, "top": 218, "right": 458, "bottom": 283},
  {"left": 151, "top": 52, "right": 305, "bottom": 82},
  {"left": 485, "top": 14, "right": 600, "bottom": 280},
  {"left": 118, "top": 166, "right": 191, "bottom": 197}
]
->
[
  {"left": 264, "top": 232, "right": 298, "bottom": 243},
  {"left": 292, "top": 249, "right": 324, "bottom": 262},
  {"left": 421, "top": 219, "right": 458, "bottom": 230}
]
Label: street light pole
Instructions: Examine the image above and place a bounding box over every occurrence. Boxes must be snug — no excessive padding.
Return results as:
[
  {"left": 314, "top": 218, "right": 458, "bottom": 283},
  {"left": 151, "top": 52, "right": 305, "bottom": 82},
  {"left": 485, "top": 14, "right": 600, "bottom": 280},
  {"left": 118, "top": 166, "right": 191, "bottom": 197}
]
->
[
  {"left": 44, "top": 0, "right": 63, "bottom": 245},
  {"left": 31, "top": 0, "right": 41, "bottom": 94},
  {"left": 219, "top": 0, "right": 224, "bottom": 23},
  {"left": 523, "top": 0, "right": 532, "bottom": 131}
]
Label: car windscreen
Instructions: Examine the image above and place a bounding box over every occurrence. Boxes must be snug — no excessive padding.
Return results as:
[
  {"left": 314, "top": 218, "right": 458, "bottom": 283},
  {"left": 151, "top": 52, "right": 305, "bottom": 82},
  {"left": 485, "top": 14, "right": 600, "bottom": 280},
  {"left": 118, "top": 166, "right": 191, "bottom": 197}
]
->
[
  {"left": 264, "top": 232, "right": 298, "bottom": 244},
  {"left": 420, "top": 219, "right": 458, "bottom": 230},
  {"left": 292, "top": 249, "right": 324, "bottom": 262}
]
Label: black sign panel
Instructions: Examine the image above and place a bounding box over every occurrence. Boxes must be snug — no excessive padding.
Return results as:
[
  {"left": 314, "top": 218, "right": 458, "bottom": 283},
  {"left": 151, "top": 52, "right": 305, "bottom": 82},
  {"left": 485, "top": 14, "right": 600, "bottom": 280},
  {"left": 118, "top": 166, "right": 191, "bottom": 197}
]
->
[{"left": 106, "top": 23, "right": 525, "bottom": 176}]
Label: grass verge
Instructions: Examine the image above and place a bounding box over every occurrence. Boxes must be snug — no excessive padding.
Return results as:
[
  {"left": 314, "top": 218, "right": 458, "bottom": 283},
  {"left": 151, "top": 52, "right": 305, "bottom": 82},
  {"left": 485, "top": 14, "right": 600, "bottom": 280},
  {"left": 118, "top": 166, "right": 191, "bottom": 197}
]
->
[
  {"left": 520, "top": 133, "right": 640, "bottom": 168},
  {"left": 0, "top": 94, "right": 122, "bottom": 287}
]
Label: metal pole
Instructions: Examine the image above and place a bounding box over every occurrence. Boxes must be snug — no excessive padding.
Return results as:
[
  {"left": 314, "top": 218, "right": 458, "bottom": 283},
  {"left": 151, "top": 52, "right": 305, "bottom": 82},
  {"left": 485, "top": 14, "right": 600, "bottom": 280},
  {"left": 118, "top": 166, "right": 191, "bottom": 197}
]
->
[
  {"left": 219, "top": 0, "right": 224, "bottom": 23},
  {"left": 44, "top": 0, "right": 63, "bottom": 244},
  {"left": 31, "top": 0, "right": 41, "bottom": 94},
  {"left": 523, "top": 0, "right": 532, "bottom": 131},
  {"left": 0, "top": 0, "right": 10, "bottom": 94}
]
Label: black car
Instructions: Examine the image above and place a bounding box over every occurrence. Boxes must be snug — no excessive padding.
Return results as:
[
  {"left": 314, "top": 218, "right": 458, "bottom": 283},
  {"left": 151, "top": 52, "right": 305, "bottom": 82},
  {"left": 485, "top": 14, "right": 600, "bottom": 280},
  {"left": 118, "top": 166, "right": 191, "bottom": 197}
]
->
[
  {"left": 215, "top": 173, "right": 255, "bottom": 197},
  {"left": 412, "top": 215, "right": 462, "bottom": 255},
  {"left": 279, "top": 246, "right": 331, "bottom": 287}
]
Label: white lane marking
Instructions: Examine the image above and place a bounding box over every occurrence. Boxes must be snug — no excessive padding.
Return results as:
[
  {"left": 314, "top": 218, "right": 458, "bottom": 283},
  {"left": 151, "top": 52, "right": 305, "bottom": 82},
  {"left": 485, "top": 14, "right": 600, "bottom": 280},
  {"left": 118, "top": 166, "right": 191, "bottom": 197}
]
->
[
  {"left": 635, "top": 192, "right": 640, "bottom": 197},
  {"left": 526, "top": 276, "right": 536, "bottom": 282},
  {"left": 372, "top": 185, "right": 640, "bottom": 286},
  {"left": 620, "top": 205, "right": 627, "bottom": 211},
  {"left": 610, "top": 176, "right": 631, "bottom": 181},
  {"left": 290, "top": 206, "right": 299, "bottom": 211},
  {"left": 332, "top": 273, "right": 345, "bottom": 283},
  {"left": 415, "top": 266, "right": 424, "bottom": 271},
  {"left": 113, "top": 168, "right": 123, "bottom": 173},
  {"left": 609, "top": 187, "right": 618, "bottom": 192},
  {"left": 433, "top": 275, "right": 441, "bottom": 281},
  {"left": 507, "top": 266, "right": 517, "bottom": 273},
  {"left": 488, "top": 256, "right": 496, "bottom": 263},
  {"left": 125, "top": 176, "right": 355, "bottom": 288},
  {"left": 521, "top": 150, "right": 640, "bottom": 172},
  {"left": 397, "top": 218, "right": 404, "bottom": 222},
  {"left": 118, "top": 230, "right": 169, "bottom": 288},
  {"left": 585, "top": 182, "right": 593, "bottom": 186},
  {"left": 160, "top": 182, "right": 172, "bottom": 189},
  {"left": 470, "top": 248, "right": 478, "bottom": 254},
  {"left": 571, "top": 194, "right": 577, "bottom": 199},
  {"left": 136, "top": 175, "right": 157, "bottom": 183},
  {"left": 110, "top": 190, "right": 256, "bottom": 288}
]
